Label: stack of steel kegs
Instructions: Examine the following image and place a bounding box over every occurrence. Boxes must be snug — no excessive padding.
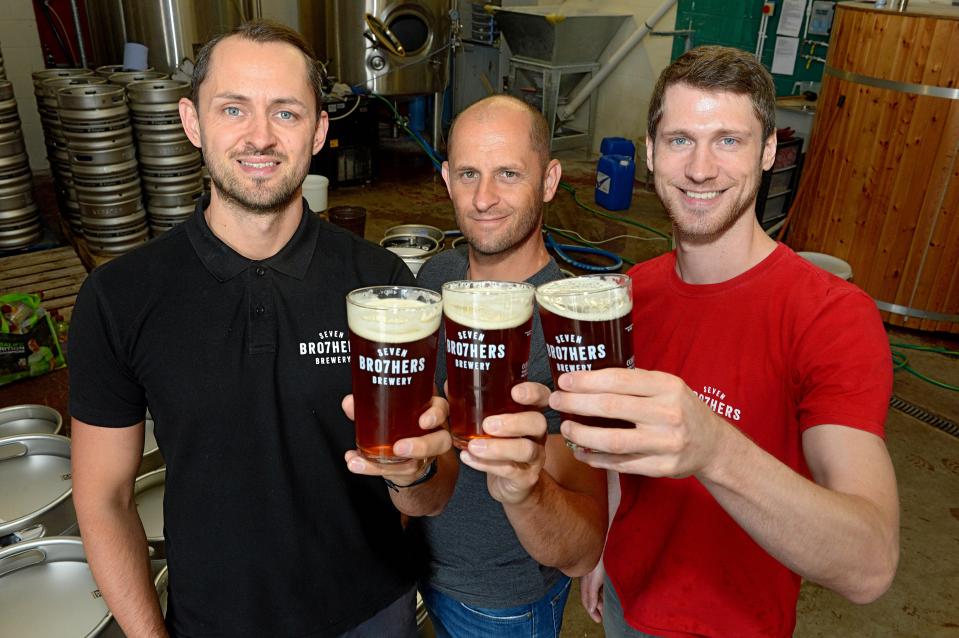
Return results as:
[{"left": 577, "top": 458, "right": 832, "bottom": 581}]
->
[
  {"left": 57, "top": 84, "right": 148, "bottom": 255},
  {"left": 0, "top": 79, "right": 42, "bottom": 250},
  {"left": 126, "top": 79, "right": 202, "bottom": 234},
  {"left": 38, "top": 75, "right": 107, "bottom": 235},
  {"left": 32, "top": 68, "right": 96, "bottom": 235}
]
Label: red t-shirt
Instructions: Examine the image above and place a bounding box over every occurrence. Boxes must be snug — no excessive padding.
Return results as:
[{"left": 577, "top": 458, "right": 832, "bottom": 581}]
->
[{"left": 606, "top": 244, "right": 891, "bottom": 638}]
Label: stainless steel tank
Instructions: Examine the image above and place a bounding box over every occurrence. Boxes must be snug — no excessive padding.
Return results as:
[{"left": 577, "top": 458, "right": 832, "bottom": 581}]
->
[
  {"left": 322, "top": 0, "right": 452, "bottom": 95},
  {"left": 85, "top": 0, "right": 262, "bottom": 77},
  {"left": 84, "top": 0, "right": 127, "bottom": 68}
]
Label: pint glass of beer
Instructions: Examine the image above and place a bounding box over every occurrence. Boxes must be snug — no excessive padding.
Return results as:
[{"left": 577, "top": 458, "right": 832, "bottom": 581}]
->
[
  {"left": 536, "top": 274, "right": 634, "bottom": 429},
  {"left": 346, "top": 286, "right": 442, "bottom": 463},
  {"left": 442, "top": 280, "right": 535, "bottom": 449}
]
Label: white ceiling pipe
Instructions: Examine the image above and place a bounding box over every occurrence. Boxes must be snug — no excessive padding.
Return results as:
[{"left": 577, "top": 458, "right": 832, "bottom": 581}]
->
[{"left": 556, "top": 0, "right": 678, "bottom": 122}]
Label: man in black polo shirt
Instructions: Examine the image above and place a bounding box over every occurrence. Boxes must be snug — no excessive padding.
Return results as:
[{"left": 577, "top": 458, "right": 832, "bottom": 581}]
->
[{"left": 69, "top": 21, "right": 454, "bottom": 637}]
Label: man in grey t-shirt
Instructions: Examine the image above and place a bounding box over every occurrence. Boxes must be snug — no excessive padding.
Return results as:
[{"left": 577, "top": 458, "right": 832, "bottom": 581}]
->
[{"left": 409, "top": 95, "right": 608, "bottom": 637}]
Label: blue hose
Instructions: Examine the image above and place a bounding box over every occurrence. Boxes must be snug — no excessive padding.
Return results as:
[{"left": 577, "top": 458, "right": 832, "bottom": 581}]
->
[{"left": 543, "top": 231, "right": 623, "bottom": 272}]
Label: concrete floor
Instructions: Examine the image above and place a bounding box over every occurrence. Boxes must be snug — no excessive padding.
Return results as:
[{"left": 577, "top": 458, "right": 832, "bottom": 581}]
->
[{"left": 2, "top": 142, "right": 957, "bottom": 637}]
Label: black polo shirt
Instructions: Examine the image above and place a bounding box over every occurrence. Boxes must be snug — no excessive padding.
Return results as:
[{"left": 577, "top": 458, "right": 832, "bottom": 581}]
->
[{"left": 69, "top": 199, "right": 416, "bottom": 637}]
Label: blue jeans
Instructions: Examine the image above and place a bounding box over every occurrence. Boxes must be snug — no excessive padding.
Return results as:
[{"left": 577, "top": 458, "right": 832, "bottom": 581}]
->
[{"left": 421, "top": 576, "right": 571, "bottom": 638}]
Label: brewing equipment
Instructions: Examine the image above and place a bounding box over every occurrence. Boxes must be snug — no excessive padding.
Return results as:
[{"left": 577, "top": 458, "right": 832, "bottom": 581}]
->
[
  {"left": 322, "top": 0, "right": 452, "bottom": 96},
  {"left": 494, "top": 5, "right": 628, "bottom": 151},
  {"left": 787, "top": 3, "right": 959, "bottom": 334},
  {"left": 83, "top": 0, "right": 260, "bottom": 75}
]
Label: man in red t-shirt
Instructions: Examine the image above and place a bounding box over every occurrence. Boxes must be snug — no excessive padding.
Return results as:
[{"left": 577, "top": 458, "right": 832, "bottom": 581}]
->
[{"left": 551, "top": 46, "right": 900, "bottom": 638}]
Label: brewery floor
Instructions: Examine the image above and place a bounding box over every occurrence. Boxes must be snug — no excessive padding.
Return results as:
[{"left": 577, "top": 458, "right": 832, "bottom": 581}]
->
[{"left": 1, "top": 142, "right": 957, "bottom": 637}]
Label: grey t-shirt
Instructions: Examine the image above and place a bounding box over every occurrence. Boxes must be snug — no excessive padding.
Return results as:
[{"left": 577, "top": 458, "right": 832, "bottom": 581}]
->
[{"left": 408, "top": 246, "right": 565, "bottom": 608}]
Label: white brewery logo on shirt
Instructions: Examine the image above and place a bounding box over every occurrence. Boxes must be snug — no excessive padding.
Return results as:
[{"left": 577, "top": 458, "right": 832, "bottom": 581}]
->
[
  {"left": 698, "top": 385, "right": 742, "bottom": 422},
  {"left": 299, "top": 329, "right": 351, "bottom": 366}
]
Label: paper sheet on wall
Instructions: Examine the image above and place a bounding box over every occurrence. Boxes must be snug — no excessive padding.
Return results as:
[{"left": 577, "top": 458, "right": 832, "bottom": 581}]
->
[
  {"left": 776, "top": 0, "right": 806, "bottom": 37},
  {"left": 771, "top": 36, "right": 799, "bottom": 75}
]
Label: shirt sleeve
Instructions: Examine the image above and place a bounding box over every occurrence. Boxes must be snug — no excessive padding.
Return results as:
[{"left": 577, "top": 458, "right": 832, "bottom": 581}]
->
[
  {"left": 68, "top": 273, "right": 147, "bottom": 427},
  {"left": 793, "top": 286, "right": 892, "bottom": 437}
]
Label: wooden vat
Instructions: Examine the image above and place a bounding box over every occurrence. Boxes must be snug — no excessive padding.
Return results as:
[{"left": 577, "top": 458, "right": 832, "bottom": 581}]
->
[{"left": 787, "top": 3, "right": 959, "bottom": 333}]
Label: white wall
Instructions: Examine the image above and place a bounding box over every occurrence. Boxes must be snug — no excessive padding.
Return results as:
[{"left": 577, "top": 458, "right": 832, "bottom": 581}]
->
[{"left": 0, "top": 0, "right": 48, "bottom": 174}]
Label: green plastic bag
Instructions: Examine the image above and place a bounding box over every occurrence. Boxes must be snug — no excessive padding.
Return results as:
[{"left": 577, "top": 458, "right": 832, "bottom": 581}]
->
[{"left": 0, "top": 293, "right": 67, "bottom": 386}]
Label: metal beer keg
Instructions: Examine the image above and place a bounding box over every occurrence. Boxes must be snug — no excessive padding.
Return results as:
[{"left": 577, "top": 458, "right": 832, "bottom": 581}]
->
[
  {"left": 126, "top": 79, "right": 201, "bottom": 233},
  {"left": 0, "top": 435, "right": 76, "bottom": 546},
  {"left": 0, "top": 80, "right": 40, "bottom": 249},
  {"left": 140, "top": 413, "right": 164, "bottom": 476},
  {"left": 0, "top": 536, "right": 124, "bottom": 637},
  {"left": 134, "top": 467, "right": 165, "bottom": 561},
  {"left": 57, "top": 84, "right": 148, "bottom": 254}
]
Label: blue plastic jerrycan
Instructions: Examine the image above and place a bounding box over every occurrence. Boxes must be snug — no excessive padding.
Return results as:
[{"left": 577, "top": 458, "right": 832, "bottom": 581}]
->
[
  {"left": 599, "top": 137, "right": 636, "bottom": 159},
  {"left": 595, "top": 154, "right": 635, "bottom": 211}
]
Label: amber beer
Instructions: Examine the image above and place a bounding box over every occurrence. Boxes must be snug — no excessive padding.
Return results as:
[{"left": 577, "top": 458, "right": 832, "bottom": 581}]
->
[
  {"left": 442, "top": 281, "right": 535, "bottom": 449},
  {"left": 536, "top": 274, "right": 634, "bottom": 429},
  {"left": 346, "top": 286, "right": 442, "bottom": 463}
]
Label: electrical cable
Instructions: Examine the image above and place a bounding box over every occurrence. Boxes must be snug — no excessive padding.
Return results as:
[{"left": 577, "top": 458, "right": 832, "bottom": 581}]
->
[
  {"left": 36, "top": 0, "right": 76, "bottom": 66},
  {"left": 368, "top": 92, "right": 443, "bottom": 171},
  {"left": 558, "top": 181, "right": 671, "bottom": 243},
  {"left": 888, "top": 340, "right": 959, "bottom": 392},
  {"left": 547, "top": 226, "right": 665, "bottom": 245},
  {"left": 45, "top": 1, "right": 79, "bottom": 65},
  {"left": 543, "top": 229, "right": 625, "bottom": 272}
]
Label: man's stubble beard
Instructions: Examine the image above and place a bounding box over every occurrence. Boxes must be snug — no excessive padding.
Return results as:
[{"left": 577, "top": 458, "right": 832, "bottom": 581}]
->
[
  {"left": 204, "top": 146, "right": 307, "bottom": 216},
  {"left": 460, "top": 200, "right": 544, "bottom": 258},
  {"left": 658, "top": 159, "right": 763, "bottom": 245}
]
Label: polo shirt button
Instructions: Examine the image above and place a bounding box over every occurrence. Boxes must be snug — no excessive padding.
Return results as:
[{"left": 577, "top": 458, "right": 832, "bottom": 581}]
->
[
  {"left": 255, "top": 266, "right": 266, "bottom": 276},
  {"left": 255, "top": 305, "right": 265, "bottom": 315}
]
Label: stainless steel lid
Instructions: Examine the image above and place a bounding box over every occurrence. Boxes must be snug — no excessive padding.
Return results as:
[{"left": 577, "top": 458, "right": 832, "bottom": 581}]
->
[
  {"left": 0, "top": 536, "right": 117, "bottom": 637},
  {"left": 384, "top": 223, "right": 446, "bottom": 245},
  {"left": 0, "top": 435, "right": 72, "bottom": 538}
]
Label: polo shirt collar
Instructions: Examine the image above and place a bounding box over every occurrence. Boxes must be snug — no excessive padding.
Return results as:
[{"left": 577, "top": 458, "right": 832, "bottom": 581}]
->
[{"left": 186, "top": 196, "right": 318, "bottom": 282}]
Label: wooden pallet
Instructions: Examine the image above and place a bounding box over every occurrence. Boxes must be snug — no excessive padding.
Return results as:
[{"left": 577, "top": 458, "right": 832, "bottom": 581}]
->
[{"left": 0, "top": 246, "right": 87, "bottom": 321}]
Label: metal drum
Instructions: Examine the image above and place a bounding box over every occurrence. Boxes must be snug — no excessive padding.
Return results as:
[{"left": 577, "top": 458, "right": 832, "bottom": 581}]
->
[
  {"left": 0, "top": 405, "right": 62, "bottom": 438},
  {"left": 56, "top": 84, "right": 126, "bottom": 112},
  {"left": 384, "top": 224, "right": 446, "bottom": 247},
  {"left": 380, "top": 234, "right": 441, "bottom": 276},
  {"left": 140, "top": 414, "right": 164, "bottom": 476},
  {"left": 0, "top": 536, "right": 124, "bottom": 637},
  {"left": 134, "top": 467, "right": 165, "bottom": 562},
  {"left": 0, "top": 435, "right": 76, "bottom": 546},
  {"left": 108, "top": 71, "right": 168, "bottom": 87},
  {"left": 31, "top": 68, "right": 94, "bottom": 95},
  {"left": 95, "top": 64, "right": 126, "bottom": 78},
  {"left": 0, "top": 204, "right": 41, "bottom": 250}
]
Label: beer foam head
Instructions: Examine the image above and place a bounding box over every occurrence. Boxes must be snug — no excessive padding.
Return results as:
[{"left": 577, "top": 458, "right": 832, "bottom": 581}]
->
[
  {"left": 347, "top": 287, "right": 442, "bottom": 343},
  {"left": 442, "top": 281, "right": 534, "bottom": 330},
  {"left": 535, "top": 275, "right": 632, "bottom": 321}
]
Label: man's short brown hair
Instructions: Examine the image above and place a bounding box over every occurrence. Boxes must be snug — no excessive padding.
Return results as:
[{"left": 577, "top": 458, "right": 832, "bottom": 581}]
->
[
  {"left": 647, "top": 45, "right": 776, "bottom": 142},
  {"left": 447, "top": 95, "right": 550, "bottom": 170},
  {"left": 190, "top": 19, "right": 323, "bottom": 115}
]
